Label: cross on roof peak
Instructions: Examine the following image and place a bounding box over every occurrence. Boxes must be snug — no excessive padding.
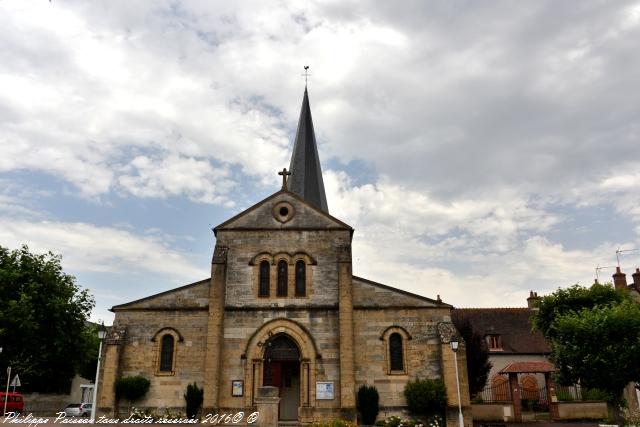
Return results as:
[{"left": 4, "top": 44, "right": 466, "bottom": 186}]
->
[{"left": 278, "top": 167, "right": 291, "bottom": 190}]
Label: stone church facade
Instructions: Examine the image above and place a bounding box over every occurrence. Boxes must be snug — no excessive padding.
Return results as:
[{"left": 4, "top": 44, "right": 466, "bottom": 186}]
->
[{"left": 96, "top": 88, "right": 471, "bottom": 425}]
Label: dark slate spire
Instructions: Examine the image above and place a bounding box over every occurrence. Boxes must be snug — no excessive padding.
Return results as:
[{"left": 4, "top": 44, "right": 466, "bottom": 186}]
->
[{"left": 288, "top": 87, "right": 329, "bottom": 212}]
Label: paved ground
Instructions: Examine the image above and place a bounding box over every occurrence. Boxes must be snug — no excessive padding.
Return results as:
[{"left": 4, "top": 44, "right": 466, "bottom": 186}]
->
[{"left": 474, "top": 422, "right": 608, "bottom": 427}]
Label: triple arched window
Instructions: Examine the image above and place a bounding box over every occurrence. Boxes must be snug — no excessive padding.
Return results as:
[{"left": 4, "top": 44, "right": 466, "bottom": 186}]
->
[{"left": 252, "top": 253, "right": 314, "bottom": 298}]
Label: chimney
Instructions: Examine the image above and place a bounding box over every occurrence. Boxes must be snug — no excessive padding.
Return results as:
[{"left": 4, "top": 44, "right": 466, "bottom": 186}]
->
[
  {"left": 632, "top": 268, "right": 640, "bottom": 289},
  {"left": 527, "top": 291, "right": 541, "bottom": 308},
  {"left": 612, "top": 267, "right": 628, "bottom": 290}
]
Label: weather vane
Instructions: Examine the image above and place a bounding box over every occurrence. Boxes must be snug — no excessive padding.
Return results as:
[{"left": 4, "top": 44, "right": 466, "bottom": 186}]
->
[{"left": 302, "top": 65, "right": 311, "bottom": 86}]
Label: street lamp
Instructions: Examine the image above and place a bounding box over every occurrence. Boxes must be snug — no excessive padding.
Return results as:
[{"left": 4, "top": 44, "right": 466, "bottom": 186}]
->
[
  {"left": 90, "top": 323, "right": 107, "bottom": 421},
  {"left": 450, "top": 335, "right": 464, "bottom": 427},
  {"left": 2, "top": 347, "right": 10, "bottom": 417}
]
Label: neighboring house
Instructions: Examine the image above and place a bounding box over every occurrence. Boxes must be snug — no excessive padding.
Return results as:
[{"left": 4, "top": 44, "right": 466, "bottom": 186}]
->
[
  {"left": 95, "top": 88, "right": 471, "bottom": 426},
  {"left": 612, "top": 267, "right": 640, "bottom": 412},
  {"left": 455, "top": 267, "right": 640, "bottom": 415},
  {"left": 452, "top": 294, "right": 550, "bottom": 404}
]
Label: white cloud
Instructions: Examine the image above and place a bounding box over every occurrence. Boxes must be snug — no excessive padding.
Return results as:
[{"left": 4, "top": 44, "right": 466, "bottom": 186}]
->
[
  {"left": 324, "top": 170, "right": 632, "bottom": 307},
  {"left": 0, "top": 218, "right": 204, "bottom": 280},
  {"left": 119, "top": 154, "right": 235, "bottom": 205},
  {"left": 1, "top": 0, "right": 639, "bottom": 313}
]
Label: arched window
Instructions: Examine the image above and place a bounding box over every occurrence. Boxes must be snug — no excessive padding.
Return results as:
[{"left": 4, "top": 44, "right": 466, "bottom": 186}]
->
[
  {"left": 389, "top": 333, "right": 404, "bottom": 371},
  {"left": 295, "top": 260, "right": 306, "bottom": 296},
  {"left": 259, "top": 260, "right": 270, "bottom": 297},
  {"left": 159, "top": 334, "right": 174, "bottom": 372},
  {"left": 277, "top": 260, "right": 288, "bottom": 297}
]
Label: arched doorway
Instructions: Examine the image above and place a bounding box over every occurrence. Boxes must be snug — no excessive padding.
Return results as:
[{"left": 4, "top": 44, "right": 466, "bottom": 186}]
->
[{"left": 263, "top": 334, "right": 301, "bottom": 421}]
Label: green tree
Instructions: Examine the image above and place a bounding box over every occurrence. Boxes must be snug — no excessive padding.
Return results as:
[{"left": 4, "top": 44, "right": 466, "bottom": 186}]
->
[
  {"left": 356, "top": 384, "right": 379, "bottom": 425},
  {"left": 404, "top": 378, "right": 447, "bottom": 418},
  {"left": 532, "top": 283, "right": 640, "bottom": 407},
  {"left": 115, "top": 375, "right": 150, "bottom": 402},
  {"left": 451, "top": 317, "right": 492, "bottom": 397},
  {"left": 0, "top": 245, "right": 96, "bottom": 392},
  {"left": 533, "top": 282, "right": 625, "bottom": 339},
  {"left": 184, "top": 382, "right": 204, "bottom": 418}
]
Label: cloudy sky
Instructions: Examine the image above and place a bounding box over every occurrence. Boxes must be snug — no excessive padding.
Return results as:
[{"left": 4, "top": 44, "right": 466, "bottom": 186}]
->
[{"left": 1, "top": 0, "right": 639, "bottom": 323}]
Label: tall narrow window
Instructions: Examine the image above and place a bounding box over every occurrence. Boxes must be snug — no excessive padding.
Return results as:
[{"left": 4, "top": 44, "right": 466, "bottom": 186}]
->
[
  {"left": 277, "top": 260, "right": 288, "bottom": 296},
  {"left": 295, "top": 260, "right": 306, "bottom": 296},
  {"left": 160, "top": 334, "right": 174, "bottom": 372},
  {"left": 259, "top": 260, "right": 270, "bottom": 297},
  {"left": 389, "top": 333, "right": 404, "bottom": 371}
]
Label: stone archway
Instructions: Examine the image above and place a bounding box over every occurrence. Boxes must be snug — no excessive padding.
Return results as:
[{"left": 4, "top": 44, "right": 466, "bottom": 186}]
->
[
  {"left": 243, "top": 318, "right": 320, "bottom": 422},
  {"left": 263, "top": 334, "right": 301, "bottom": 420}
]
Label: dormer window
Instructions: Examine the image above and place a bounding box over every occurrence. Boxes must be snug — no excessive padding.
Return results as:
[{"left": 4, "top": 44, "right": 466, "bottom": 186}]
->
[{"left": 487, "top": 334, "right": 502, "bottom": 350}]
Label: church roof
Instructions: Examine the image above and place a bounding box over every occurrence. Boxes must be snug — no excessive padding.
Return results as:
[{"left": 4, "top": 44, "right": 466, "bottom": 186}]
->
[
  {"left": 288, "top": 87, "right": 329, "bottom": 213},
  {"left": 213, "top": 188, "right": 352, "bottom": 235},
  {"left": 110, "top": 278, "right": 210, "bottom": 311}
]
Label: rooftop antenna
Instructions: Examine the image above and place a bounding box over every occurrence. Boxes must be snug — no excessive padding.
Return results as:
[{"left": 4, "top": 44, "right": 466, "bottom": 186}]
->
[
  {"left": 595, "top": 264, "right": 616, "bottom": 282},
  {"left": 615, "top": 247, "right": 639, "bottom": 267},
  {"left": 301, "top": 65, "right": 311, "bottom": 87}
]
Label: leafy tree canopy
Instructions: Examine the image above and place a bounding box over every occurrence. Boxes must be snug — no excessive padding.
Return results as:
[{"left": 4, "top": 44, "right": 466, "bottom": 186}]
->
[
  {"left": 532, "top": 282, "right": 626, "bottom": 338},
  {"left": 532, "top": 283, "right": 640, "bottom": 403},
  {"left": 0, "top": 245, "right": 96, "bottom": 392}
]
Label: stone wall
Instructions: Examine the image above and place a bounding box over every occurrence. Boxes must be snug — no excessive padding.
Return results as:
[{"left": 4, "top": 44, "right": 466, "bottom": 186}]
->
[
  {"left": 110, "top": 309, "right": 209, "bottom": 409},
  {"left": 353, "top": 308, "right": 450, "bottom": 408},
  {"left": 218, "top": 229, "right": 351, "bottom": 309}
]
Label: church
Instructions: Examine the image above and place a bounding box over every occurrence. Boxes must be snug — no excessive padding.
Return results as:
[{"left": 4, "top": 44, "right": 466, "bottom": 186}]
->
[{"left": 96, "top": 88, "right": 471, "bottom": 425}]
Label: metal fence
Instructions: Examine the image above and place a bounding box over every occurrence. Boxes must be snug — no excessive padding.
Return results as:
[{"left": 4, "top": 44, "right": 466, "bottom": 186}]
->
[{"left": 476, "top": 381, "right": 511, "bottom": 403}]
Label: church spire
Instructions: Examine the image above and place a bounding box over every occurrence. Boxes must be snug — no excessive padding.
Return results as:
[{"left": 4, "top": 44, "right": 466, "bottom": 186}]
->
[{"left": 288, "top": 87, "right": 329, "bottom": 212}]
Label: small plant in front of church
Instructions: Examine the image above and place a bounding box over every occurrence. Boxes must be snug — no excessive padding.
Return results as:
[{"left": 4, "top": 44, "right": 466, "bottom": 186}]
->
[
  {"left": 128, "top": 407, "right": 155, "bottom": 420},
  {"left": 115, "top": 375, "right": 151, "bottom": 413},
  {"left": 623, "top": 409, "right": 640, "bottom": 426},
  {"left": 311, "top": 419, "right": 357, "bottom": 427},
  {"left": 403, "top": 379, "right": 446, "bottom": 419},
  {"left": 357, "top": 384, "right": 380, "bottom": 425},
  {"left": 184, "top": 382, "right": 204, "bottom": 418},
  {"left": 374, "top": 415, "right": 425, "bottom": 427}
]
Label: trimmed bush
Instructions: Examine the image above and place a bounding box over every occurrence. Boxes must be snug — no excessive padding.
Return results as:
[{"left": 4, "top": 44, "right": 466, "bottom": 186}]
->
[
  {"left": 403, "top": 378, "right": 447, "bottom": 417},
  {"left": 357, "top": 384, "right": 380, "bottom": 425},
  {"left": 184, "top": 382, "right": 204, "bottom": 418},
  {"left": 311, "top": 420, "right": 357, "bottom": 427},
  {"left": 115, "top": 375, "right": 151, "bottom": 403}
]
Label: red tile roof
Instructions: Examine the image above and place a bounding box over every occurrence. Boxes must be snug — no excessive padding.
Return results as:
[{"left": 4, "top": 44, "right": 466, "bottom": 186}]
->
[{"left": 499, "top": 361, "right": 555, "bottom": 374}]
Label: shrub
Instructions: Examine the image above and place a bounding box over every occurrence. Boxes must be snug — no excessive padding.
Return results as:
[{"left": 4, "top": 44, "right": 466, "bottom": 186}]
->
[
  {"left": 184, "top": 382, "right": 204, "bottom": 418},
  {"left": 115, "top": 375, "right": 151, "bottom": 403},
  {"left": 374, "top": 415, "right": 441, "bottom": 427},
  {"left": 623, "top": 409, "right": 640, "bottom": 426},
  {"left": 311, "top": 420, "right": 357, "bottom": 427},
  {"left": 357, "top": 385, "right": 380, "bottom": 425},
  {"left": 556, "top": 389, "right": 574, "bottom": 401},
  {"left": 582, "top": 388, "right": 614, "bottom": 402},
  {"left": 404, "top": 379, "right": 447, "bottom": 417}
]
